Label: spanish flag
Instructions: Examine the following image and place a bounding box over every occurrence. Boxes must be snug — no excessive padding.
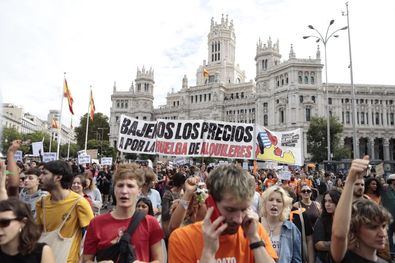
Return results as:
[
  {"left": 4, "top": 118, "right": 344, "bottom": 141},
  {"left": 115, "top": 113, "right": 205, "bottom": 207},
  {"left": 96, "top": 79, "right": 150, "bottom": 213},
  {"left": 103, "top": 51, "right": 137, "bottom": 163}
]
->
[
  {"left": 51, "top": 119, "right": 59, "bottom": 129},
  {"left": 89, "top": 89, "right": 95, "bottom": 121},
  {"left": 63, "top": 78, "right": 74, "bottom": 115},
  {"left": 203, "top": 68, "right": 209, "bottom": 77}
]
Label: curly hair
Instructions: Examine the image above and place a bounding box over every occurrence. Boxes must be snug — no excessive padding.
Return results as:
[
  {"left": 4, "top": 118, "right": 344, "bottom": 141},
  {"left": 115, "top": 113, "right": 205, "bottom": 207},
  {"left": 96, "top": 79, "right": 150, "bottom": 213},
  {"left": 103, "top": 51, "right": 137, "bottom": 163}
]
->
[
  {"left": 261, "top": 186, "right": 293, "bottom": 222},
  {"left": 349, "top": 198, "right": 392, "bottom": 246},
  {"left": 364, "top": 177, "right": 382, "bottom": 197},
  {"left": 0, "top": 197, "right": 41, "bottom": 255}
]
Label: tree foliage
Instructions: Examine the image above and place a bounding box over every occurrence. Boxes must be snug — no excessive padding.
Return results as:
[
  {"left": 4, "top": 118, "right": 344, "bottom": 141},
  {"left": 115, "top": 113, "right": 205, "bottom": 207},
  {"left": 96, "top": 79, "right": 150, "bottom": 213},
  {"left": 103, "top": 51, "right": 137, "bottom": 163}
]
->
[
  {"left": 75, "top": 113, "right": 110, "bottom": 149},
  {"left": 307, "top": 117, "right": 350, "bottom": 163}
]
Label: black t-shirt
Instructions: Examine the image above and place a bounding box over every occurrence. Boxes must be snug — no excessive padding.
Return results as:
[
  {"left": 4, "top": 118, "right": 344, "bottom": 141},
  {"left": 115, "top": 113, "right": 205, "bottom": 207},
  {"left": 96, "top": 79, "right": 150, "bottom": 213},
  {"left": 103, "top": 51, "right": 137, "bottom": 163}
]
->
[
  {"left": 0, "top": 242, "right": 45, "bottom": 263},
  {"left": 340, "top": 250, "right": 387, "bottom": 263},
  {"left": 314, "top": 216, "right": 332, "bottom": 263}
]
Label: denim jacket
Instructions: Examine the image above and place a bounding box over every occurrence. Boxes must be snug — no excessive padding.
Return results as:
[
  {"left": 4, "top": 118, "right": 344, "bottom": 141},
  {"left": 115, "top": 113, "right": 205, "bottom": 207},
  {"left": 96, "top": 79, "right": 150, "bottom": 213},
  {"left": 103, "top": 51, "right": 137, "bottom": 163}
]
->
[{"left": 277, "top": 220, "right": 302, "bottom": 263}]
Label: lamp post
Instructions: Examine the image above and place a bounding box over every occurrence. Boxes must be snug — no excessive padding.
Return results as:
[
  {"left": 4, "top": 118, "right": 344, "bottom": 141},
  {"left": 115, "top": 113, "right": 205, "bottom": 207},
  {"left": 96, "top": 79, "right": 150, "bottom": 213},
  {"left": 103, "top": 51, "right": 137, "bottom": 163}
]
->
[
  {"left": 343, "top": 2, "right": 358, "bottom": 158},
  {"left": 97, "top": 127, "right": 107, "bottom": 157},
  {"left": 303, "top": 20, "right": 347, "bottom": 161}
]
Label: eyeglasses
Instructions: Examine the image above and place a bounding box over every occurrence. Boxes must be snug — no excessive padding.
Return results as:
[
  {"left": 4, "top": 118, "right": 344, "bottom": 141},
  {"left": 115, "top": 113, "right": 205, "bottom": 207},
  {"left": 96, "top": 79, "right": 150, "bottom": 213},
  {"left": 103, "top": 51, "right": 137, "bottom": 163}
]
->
[
  {"left": 301, "top": 190, "right": 312, "bottom": 194},
  {"left": 0, "top": 218, "right": 18, "bottom": 228}
]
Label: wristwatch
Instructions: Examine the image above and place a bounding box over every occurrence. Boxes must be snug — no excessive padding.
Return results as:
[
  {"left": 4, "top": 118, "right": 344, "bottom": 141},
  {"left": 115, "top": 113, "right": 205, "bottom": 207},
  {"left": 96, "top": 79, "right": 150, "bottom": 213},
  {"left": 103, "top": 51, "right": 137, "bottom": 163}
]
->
[
  {"left": 179, "top": 199, "right": 190, "bottom": 210},
  {"left": 249, "top": 240, "right": 265, "bottom": 249}
]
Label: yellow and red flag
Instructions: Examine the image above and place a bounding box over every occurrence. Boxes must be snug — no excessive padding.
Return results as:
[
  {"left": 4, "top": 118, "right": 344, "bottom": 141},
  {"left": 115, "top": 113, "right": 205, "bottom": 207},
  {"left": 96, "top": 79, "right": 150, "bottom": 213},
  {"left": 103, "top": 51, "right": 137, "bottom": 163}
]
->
[
  {"left": 89, "top": 89, "right": 95, "bottom": 121},
  {"left": 203, "top": 68, "right": 209, "bottom": 77},
  {"left": 63, "top": 78, "right": 74, "bottom": 115}
]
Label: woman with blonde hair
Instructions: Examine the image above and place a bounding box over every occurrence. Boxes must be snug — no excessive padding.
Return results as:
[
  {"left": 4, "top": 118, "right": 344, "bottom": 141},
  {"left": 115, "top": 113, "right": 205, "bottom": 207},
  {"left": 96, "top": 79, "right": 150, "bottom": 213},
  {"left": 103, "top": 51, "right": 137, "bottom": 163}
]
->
[
  {"left": 260, "top": 186, "right": 302, "bottom": 263},
  {"left": 83, "top": 173, "right": 102, "bottom": 214}
]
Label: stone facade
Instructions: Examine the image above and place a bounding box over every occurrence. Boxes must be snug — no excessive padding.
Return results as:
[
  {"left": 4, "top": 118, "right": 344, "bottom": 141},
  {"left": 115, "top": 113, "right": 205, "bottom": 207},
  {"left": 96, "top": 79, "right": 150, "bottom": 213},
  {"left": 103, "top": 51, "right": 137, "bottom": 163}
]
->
[{"left": 110, "top": 15, "right": 395, "bottom": 163}]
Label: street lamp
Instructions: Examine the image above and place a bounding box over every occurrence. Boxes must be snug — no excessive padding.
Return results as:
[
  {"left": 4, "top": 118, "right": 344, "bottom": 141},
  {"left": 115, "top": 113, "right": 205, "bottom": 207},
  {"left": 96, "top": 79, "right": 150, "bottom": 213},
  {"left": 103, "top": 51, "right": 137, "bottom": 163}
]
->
[
  {"left": 303, "top": 20, "right": 347, "bottom": 161},
  {"left": 97, "top": 127, "right": 107, "bottom": 157},
  {"left": 343, "top": 2, "right": 358, "bottom": 159}
]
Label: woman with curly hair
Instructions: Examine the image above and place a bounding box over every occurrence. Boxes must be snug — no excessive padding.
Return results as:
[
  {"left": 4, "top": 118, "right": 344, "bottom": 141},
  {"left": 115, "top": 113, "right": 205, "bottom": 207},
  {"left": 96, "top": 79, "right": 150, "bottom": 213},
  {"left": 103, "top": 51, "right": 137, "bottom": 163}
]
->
[
  {"left": 332, "top": 156, "right": 391, "bottom": 263},
  {"left": 260, "top": 186, "right": 302, "bottom": 263},
  {"left": 364, "top": 177, "right": 382, "bottom": 204},
  {"left": 0, "top": 197, "right": 55, "bottom": 262},
  {"left": 313, "top": 189, "right": 341, "bottom": 263}
]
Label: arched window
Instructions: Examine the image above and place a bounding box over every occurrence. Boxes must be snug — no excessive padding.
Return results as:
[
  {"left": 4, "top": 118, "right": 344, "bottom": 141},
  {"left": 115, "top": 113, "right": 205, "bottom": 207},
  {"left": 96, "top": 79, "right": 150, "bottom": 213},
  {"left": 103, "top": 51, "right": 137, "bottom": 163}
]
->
[
  {"left": 310, "top": 76, "right": 315, "bottom": 84},
  {"left": 262, "top": 60, "right": 265, "bottom": 70},
  {"left": 265, "top": 60, "right": 268, "bottom": 69},
  {"left": 304, "top": 76, "right": 309, "bottom": 84},
  {"left": 218, "top": 42, "right": 220, "bottom": 51},
  {"left": 298, "top": 72, "right": 303, "bottom": 84},
  {"left": 306, "top": 108, "right": 311, "bottom": 121}
]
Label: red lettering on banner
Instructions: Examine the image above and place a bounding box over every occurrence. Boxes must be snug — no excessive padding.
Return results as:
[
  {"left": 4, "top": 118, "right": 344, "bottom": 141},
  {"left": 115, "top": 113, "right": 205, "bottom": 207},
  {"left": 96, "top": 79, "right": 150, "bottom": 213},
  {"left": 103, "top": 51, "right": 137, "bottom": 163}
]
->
[{"left": 155, "top": 141, "right": 188, "bottom": 155}]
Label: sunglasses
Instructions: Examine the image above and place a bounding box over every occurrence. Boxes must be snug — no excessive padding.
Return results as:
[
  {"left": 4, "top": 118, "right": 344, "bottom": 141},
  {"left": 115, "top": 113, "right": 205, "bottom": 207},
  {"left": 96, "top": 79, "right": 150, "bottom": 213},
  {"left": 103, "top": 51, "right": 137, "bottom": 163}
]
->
[
  {"left": 0, "top": 218, "right": 18, "bottom": 228},
  {"left": 301, "top": 190, "right": 312, "bottom": 194}
]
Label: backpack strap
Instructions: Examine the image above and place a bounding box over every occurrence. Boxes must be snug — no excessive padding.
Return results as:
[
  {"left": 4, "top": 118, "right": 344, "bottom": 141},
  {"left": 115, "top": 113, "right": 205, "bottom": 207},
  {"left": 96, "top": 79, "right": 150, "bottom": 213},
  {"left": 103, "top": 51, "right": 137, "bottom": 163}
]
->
[{"left": 125, "top": 211, "right": 146, "bottom": 236}]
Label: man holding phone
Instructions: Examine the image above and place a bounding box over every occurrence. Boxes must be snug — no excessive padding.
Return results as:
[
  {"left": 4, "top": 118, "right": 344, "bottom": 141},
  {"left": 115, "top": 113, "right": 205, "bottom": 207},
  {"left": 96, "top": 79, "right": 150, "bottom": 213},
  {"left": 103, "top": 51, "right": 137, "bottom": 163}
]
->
[{"left": 168, "top": 164, "right": 277, "bottom": 262}]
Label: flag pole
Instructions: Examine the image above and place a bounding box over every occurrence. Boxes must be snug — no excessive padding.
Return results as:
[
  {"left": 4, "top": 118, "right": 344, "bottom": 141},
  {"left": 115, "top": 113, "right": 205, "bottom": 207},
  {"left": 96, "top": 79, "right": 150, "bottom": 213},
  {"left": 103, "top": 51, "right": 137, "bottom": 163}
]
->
[
  {"left": 84, "top": 86, "right": 92, "bottom": 152},
  {"left": 56, "top": 72, "right": 66, "bottom": 160},
  {"left": 49, "top": 129, "right": 52, "bottom": 152}
]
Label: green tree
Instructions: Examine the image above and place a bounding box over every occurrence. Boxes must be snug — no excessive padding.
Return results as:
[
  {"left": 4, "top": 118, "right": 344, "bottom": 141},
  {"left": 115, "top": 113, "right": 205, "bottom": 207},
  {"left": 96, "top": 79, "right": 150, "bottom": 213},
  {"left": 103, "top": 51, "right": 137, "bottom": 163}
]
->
[
  {"left": 75, "top": 113, "right": 110, "bottom": 150},
  {"left": 1, "top": 127, "right": 21, "bottom": 154},
  {"left": 307, "top": 117, "right": 350, "bottom": 163}
]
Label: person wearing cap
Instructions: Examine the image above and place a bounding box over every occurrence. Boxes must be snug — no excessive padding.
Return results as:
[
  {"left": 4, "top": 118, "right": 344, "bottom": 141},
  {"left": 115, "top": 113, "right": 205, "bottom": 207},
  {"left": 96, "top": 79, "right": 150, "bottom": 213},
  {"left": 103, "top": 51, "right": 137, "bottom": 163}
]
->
[{"left": 381, "top": 174, "right": 395, "bottom": 256}]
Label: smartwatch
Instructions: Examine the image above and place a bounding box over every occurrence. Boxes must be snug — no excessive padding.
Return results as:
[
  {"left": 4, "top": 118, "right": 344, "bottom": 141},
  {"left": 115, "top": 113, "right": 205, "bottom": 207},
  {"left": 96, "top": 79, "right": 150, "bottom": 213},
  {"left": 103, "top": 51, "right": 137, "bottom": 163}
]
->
[{"left": 249, "top": 240, "right": 265, "bottom": 249}]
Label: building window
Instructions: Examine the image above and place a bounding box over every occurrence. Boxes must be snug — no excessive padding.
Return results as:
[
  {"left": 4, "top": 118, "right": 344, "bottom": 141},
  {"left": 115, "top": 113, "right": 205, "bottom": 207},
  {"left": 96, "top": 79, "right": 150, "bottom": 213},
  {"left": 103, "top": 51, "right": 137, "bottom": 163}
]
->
[
  {"left": 312, "top": 96, "right": 316, "bottom": 103},
  {"left": 391, "top": 113, "right": 394, "bottom": 125},
  {"left": 286, "top": 77, "right": 289, "bottom": 84},
  {"left": 375, "top": 112, "right": 380, "bottom": 125},
  {"left": 143, "top": 116, "right": 147, "bottom": 120},
  {"left": 200, "top": 94, "right": 202, "bottom": 102},
  {"left": 304, "top": 76, "right": 308, "bottom": 84},
  {"left": 306, "top": 108, "right": 311, "bottom": 121},
  {"left": 241, "top": 92, "right": 244, "bottom": 98},
  {"left": 298, "top": 76, "right": 303, "bottom": 84},
  {"left": 137, "top": 83, "right": 141, "bottom": 91},
  {"left": 204, "top": 94, "right": 207, "bottom": 101},
  {"left": 311, "top": 76, "right": 315, "bottom": 84},
  {"left": 299, "top": 96, "right": 304, "bottom": 103},
  {"left": 346, "top": 111, "right": 350, "bottom": 124},
  {"left": 361, "top": 112, "right": 365, "bottom": 124},
  {"left": 328, "top": 98, "right": 332, "bottom": 105},
  {"left": 117, "top": 101, "right": 120, "bottom": 108},
  {"left": 280, "top": 109, "right": 285, "bottom": 123},
  {"left": 209, "top": 93, "right": 211, "bottom": 101},
  {"left": 191, "top": 96, "right": 193, "bottom": 103},
  {"left": 264, "top": 115, "right": 268, "bottom": 126},
  {"left": 366, "top": 112, "right": 369, "bottom": 125},
  {"left": 263, "top": 102, "right": 268, "bottom": 108}
]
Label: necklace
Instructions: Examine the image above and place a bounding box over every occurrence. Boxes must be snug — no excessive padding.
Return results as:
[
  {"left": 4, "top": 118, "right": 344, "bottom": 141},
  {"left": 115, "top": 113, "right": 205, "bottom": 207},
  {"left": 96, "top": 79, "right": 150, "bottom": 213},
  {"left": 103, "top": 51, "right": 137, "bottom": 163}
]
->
[{"left": 265, "top": 219, "right": 281, "bottom": 238}]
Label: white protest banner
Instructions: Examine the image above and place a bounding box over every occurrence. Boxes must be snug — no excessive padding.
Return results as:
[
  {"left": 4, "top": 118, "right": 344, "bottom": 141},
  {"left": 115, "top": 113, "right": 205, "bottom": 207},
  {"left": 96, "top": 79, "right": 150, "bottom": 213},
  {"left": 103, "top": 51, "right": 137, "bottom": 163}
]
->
[
  {"left": 43, "top": 152, "right": 57, "bottom": 163},
  {"left": 117, "top": 114, "right": 303, "bottom": 163},
  {"left": 173, "top": 157, "right": 187, "bottom": 166},
  {"left": 14, "top": 151, "right": 23, "bottom": 162},
  {"left": 255, "top": 127, "right": 304, "bottom": 166},
  {"left": 118, "top": 115, "right": 157, "bottom": 155},
  {"left": 77, "top": 150, "right": 86, "bottom": 156},
  {"left": 277, "top": 170, "right": 292, "bottom": 181},
  {"left": 32, "top": 142, "right": 44, "bottom": 157},
  {"left": 375, "top": 162, "right": 385, "bottom": 177},
  {"left": 101, "top": 157, "right": 113, "bottom": 166},
  {"left": 78, "top": 155, "right": 91, "bottom": 165},
  {"left": 242, "top": 161, "right": 248, "bottom": 170}
]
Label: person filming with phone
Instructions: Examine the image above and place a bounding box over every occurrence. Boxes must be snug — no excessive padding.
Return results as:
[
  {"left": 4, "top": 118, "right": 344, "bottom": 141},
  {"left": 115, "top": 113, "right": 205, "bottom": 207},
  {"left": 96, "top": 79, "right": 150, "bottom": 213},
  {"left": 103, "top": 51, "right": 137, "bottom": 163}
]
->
[{"left": 168, "top": 164, "right": 277, "bottom": 262}]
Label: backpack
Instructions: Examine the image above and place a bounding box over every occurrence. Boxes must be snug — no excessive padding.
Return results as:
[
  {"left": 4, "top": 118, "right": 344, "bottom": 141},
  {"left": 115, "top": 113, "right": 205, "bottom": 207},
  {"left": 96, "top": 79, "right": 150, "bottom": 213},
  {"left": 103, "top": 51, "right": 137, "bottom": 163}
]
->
[{"left": 95, "top": 211, "right": 146, "bottom": 263}]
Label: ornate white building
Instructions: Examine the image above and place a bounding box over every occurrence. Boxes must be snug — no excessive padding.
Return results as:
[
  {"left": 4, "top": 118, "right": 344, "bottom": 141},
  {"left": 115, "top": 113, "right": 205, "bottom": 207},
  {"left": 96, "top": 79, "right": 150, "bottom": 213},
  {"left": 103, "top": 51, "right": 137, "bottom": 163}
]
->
[{"left": 110, "top": 15, "right": 395, "bottom": 167}]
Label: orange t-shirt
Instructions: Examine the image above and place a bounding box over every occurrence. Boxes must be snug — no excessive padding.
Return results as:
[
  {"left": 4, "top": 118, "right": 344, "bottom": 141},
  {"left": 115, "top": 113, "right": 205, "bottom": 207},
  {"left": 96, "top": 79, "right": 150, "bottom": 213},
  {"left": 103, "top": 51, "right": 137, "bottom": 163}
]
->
[{"left": 168, "top": 221, "right": 278, "bottom": 262}]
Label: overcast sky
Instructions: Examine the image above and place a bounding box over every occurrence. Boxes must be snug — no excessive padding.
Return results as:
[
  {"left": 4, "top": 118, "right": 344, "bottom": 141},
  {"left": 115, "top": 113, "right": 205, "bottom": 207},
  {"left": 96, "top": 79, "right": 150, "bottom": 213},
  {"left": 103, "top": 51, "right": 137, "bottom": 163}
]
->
[{"left": 1, "top": 0, "right": 394, "bottom": 128}]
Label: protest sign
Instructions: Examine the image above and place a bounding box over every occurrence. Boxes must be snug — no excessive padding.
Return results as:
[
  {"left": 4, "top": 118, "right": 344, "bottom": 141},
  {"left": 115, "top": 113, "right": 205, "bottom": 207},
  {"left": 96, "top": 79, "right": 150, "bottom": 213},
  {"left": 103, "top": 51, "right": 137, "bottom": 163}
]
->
[
  {"left": 277, "top": 170, "right": 292, "bottom": 181},
  {"left": 78, "top": 155, "right": 91, "bottom": 165},
  {"left": 101, "top": 157, "right": 113, "bottom": 166},
  {"left": 375, "top": 162, "right": 385, "bottom": 177},
  {"left": 255, "top": 127, "right": 304, "bottom": 166},
  {"left": 117, "top": 114, "right": 304, "bottom": 163},
  {"left": 32, "top": 142, "right": 44, "bottom": 157},
  {"left": 77, "top": 150, "right": 86, "bottom": 156},
  {"left": 43, "top": 152, "right": 57, "bottom": 163},
  {"left": 14, "top": 151, "right": 23, "bottom": 162}
]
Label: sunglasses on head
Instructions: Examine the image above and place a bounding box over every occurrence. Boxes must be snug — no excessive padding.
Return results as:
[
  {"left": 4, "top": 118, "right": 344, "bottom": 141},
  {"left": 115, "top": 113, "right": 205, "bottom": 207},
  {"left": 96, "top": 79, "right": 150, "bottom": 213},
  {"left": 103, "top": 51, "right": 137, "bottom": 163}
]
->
[
  {"left": 0, "top": 218, "right": 18, "bottom": 228},
  {"left": 301, "top": 189, "right": 312, "bottom": 194}
]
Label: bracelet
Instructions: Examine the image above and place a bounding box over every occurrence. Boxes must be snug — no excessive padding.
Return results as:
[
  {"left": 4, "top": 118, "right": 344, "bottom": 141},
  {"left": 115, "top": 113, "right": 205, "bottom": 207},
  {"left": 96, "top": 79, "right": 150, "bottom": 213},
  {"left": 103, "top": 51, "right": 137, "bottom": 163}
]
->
[
  {"left": 249, "top": 240, "right": 265, "bottom": 249},
  {"left": 179, "top": 199, "right": 190, "bottom": 210}
]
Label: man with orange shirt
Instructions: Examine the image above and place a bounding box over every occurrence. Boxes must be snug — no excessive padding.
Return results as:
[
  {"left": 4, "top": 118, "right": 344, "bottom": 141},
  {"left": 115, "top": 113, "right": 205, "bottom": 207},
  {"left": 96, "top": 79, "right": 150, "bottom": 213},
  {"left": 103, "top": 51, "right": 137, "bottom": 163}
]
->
[{"left": 169, "top": 164, "right": 277, "bottom": 263}]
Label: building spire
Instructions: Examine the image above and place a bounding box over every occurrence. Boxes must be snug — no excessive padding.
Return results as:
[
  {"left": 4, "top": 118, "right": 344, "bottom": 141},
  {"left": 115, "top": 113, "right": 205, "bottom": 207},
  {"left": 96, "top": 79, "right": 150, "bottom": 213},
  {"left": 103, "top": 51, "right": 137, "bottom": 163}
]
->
[
  {"left": 113, "top": 81, "right": 117, "bottom": 92},
  {"left": 289, "top": 44, "right": 296, "bottom": 59},
  {"left": 316, "top": 45, "right": 321, "bottom": 59}
]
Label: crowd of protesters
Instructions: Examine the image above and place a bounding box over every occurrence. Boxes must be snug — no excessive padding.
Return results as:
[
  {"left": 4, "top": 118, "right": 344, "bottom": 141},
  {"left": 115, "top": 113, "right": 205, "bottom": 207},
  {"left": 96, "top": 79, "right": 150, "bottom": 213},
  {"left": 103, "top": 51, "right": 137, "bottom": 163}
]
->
[{"left": 0, "top": 139, "right": 394, "bottom": 262}]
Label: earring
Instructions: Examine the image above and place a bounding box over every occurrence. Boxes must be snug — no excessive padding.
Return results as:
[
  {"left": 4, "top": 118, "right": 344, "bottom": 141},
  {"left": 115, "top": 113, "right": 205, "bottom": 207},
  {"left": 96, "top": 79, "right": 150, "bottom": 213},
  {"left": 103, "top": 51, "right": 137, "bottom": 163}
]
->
[{"left": 19, "top": 228, "right": 22, "bottom": 233}]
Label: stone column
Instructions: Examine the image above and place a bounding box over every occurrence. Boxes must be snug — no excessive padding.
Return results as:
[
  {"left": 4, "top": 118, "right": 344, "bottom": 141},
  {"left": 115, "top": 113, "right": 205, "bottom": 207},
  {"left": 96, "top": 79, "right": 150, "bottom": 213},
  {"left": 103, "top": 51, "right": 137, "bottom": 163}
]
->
[
  {"left": 355, "top": 137, "right": 360, "bottom": 159},
  {"left": 368, "top": 137, "right": 375, "bottom": 160},
  {"left": 384, "top": 137, "right": 390, "bottom": 161}
]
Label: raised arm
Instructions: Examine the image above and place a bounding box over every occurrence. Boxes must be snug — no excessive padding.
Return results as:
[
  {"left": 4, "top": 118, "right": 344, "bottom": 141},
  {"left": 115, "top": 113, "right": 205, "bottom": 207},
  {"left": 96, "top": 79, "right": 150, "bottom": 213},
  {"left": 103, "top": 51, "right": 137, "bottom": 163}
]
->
[
  {"left": 6, "top": 140, "right": 22, "bottom": 197},
  {"left": 331, "top": 156, "right": 369, "bottom": 262}
]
